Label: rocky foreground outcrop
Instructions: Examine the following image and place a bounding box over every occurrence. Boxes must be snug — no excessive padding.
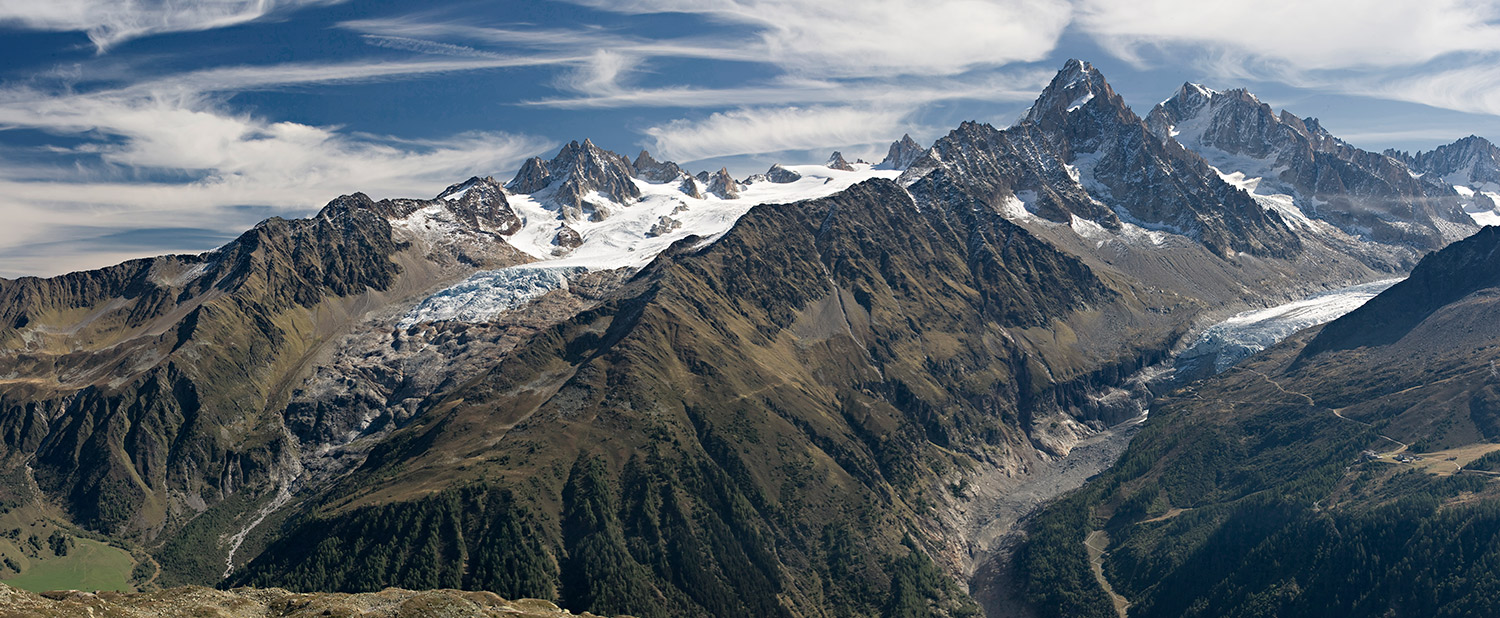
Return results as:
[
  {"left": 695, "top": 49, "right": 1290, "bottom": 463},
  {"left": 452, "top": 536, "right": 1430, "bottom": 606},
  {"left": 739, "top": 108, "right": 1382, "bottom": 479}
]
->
[{"left": 0, "top": 583, "right": 621, "bottom": 618}]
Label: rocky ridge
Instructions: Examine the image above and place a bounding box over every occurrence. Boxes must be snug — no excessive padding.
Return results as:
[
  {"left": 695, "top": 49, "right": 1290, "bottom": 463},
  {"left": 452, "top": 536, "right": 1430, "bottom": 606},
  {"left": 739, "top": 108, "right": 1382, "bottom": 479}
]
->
[{"left": 1148, "top": 82, "right": 1479, "bottom": 248}]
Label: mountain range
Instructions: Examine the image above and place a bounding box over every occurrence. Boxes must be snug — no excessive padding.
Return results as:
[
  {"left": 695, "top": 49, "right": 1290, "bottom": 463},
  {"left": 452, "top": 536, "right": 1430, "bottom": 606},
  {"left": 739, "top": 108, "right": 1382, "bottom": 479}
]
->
[{"left": 2, "top": 59, "right": 1500, "bottom": 618}]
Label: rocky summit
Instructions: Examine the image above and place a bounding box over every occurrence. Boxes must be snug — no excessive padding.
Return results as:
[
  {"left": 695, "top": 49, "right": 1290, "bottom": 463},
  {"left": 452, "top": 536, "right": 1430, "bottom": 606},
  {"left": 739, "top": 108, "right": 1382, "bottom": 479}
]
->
[{"left": 2, "top": 58, "right": 1500, "bottom": 618}]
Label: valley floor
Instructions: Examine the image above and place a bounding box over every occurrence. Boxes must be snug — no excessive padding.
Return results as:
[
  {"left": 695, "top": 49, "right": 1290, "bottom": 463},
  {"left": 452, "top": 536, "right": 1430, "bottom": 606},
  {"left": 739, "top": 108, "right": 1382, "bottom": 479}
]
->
[{"left": 967, "top": 414, "right": 1146, "bottom": 617}]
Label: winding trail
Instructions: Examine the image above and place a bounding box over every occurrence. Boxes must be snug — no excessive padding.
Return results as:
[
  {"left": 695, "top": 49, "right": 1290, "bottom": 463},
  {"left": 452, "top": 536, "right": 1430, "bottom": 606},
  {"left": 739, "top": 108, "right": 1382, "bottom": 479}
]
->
[{"left": 1243, "top": 367, "right": 1409, "bottom": 453}]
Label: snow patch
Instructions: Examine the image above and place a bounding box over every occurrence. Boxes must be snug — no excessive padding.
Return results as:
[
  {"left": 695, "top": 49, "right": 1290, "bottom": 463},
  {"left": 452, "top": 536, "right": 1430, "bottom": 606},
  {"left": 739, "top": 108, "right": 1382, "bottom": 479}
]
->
[
  {"left": 999, "top": 191, "right": 1035, "bottom": 220},
  {"left": 1476, "top": 192, "right": 1500, "bottom": 227},
  {"left": 442, "top": 185, "right": 472, "bottom": 201},
  {"left": 1067, "top": 92, "right": 1095, "bottom": 113},
  {"left": 1070, "top": 215, "right": 1108, "bottom": 239}
]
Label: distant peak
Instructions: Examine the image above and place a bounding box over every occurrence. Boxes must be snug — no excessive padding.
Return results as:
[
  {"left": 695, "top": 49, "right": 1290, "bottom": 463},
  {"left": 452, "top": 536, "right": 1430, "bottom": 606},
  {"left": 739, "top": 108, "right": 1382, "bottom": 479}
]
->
[
  {"left": 1060, "top": 58, "right": 1091, "bottom": 74},
  {"left": 505, "top": 138, "right": 641, "bottom": 219},
  {"left": 707, "top": 167, "right": 741, "bottom": 199},
  {"left": 1178, "top": 81, "right": 1217, "bottom": 100},
  {"left": 631, "top": 149, "right": 689, "bottom": 183},
  {"left": 877, "top": 134, "right": 926, "bottom": 170},
  {"left": 436, "top": 175, "right": 500, "bottom": 200},
  {"left": 826, "top": 151, "right": 855, "bottom": 171},
  {"left": 1023, "top": 59, "right": 1118, "bottom": 128}
]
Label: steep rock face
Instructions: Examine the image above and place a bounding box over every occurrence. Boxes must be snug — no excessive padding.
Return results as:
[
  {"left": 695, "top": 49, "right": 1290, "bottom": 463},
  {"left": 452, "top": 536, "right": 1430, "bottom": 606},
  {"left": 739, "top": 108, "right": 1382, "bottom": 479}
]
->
[
  {"left": 901, "top": 120, "right": 1119, "bottom": 226},
  {"left": 630, "top": 150, "right": 689, "bottom": 184},
  {"left": 435, "top": 177, "right": 523, "bottom": 235},
  {"left": 1020, "top": 224, "right": 1500, "bottom": 618},
  {"left": 1020, "top": 60, "right": 1301, "bottom": 259},
  {"left": 238, "top": 178, "right": 1187, "bottom": 617},
  {"left": 1148, "top": 83, "right": 1476, "bottom": 249},
  {"left": 877, "top": 134, "right": 926, "bottom": 170},
  {"left": 506, "top": 158, "right": 552, "bottom": 195},
  {"left": 0, "top": 202, "right": 404, "bottom": 538},
  {"left": 1305, "top": 225, "right": 1500, "bottom": 354},
  {"left": 706, "top": 167, "right": 741, "bottom": 199},
  {"left": 677, "top": 176, "right": 703, "bottom": 199},
  {"left": 506, "top": 140, "right": 641, "bottom": 221}
]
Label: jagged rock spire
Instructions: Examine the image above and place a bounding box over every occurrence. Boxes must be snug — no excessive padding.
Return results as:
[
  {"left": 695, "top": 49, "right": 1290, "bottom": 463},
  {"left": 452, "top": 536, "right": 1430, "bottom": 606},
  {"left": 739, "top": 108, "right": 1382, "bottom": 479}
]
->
[
  {"left": 876, "top": 134, "right": 925, "bottom": 170},
  {"left": 707, "top": 167, "right": 740, "bottom": 199},
  {"left": 505, "top": 139, "right": 641, "bottom": 222},
  {"left": 825, "top": 151, "right": 855, "bottom": 171},
  {"left": 679, "top": 176, "right": 704, "bottom": 199},
  {"left": 505, "top": 157, "right": 551, "bottom": 195},
  {"left": 632, "top": 150, "right": 690, "bottom": 183}
]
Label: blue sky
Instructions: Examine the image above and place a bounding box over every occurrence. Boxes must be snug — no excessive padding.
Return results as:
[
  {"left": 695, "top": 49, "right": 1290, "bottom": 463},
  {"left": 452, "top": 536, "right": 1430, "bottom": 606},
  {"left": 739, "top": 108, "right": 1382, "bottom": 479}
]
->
[{"left": 2, "top": 0, "right": 1500, "bottom": 277}]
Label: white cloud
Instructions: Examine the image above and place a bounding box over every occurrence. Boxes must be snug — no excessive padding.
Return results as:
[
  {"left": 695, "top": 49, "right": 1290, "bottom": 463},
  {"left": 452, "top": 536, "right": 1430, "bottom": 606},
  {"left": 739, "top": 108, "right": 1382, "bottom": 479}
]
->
[
  {"left": 527, "top": 70, "right": 1054, "bottom": 109},
  {"left": 339, "top": 16, "right": 764, "bottom": 63},
  {"left": 0, "top": 0, "right": 347, "bottom": 52},
  {"left": 644, "top": 106, "right": 908, "bottom": 161},
  {"left": 0, "top": 70, "right": 551, "bottom": 277},
  {"left": 558, "top": 49, "right": 640, "bottom": 96},
  {"left": 1351, "top": 64, "right": 1500, "bottom": 118},
  {"left": 126, "top": 56, "right": 582, "bottom": 96},
  {"left": 565, "top": 0, "right": 1072, "bottom": 78},
  {"left": 1077, "top": 0, "right": 1500, "bottom": 71}
]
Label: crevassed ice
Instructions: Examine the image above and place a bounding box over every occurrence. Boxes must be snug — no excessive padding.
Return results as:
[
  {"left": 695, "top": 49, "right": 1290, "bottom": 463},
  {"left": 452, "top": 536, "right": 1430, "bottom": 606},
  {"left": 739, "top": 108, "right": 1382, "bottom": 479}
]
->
[
  {"left": 1179, "top": 278, "right": 1401, "bottom": 374},
  {"left": 397, "top": 265, "right": 588, "bottom": 328}
]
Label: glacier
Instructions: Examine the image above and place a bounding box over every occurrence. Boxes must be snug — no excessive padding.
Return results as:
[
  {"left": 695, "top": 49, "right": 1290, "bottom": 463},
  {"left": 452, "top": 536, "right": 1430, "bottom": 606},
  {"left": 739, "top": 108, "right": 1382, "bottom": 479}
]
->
[
  {"left": 1177, "top": 278, "right": 1402, "bottom": 375},
  {"left": 397, "top": 265, "right": 588, "bottom": 328}
]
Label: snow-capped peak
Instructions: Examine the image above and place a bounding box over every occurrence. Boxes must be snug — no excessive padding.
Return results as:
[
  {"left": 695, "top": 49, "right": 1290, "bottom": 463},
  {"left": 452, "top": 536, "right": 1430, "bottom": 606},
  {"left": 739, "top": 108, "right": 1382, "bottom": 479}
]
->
[
  {"left": 504, "top": 139, "right": 642, "bottom": 222},
  {"left": 436, "top": 176, "right": 483, "bottom": 201},
  {"left": 1022, "top": 58, "right": 1114, "bottom": 128}
]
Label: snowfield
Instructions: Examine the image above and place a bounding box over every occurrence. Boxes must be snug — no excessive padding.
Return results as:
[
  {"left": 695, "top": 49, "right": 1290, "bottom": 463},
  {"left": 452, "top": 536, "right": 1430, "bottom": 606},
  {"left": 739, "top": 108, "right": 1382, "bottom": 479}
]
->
[{"left": 399, "top": 163, "right": 900, "bottom": 325}]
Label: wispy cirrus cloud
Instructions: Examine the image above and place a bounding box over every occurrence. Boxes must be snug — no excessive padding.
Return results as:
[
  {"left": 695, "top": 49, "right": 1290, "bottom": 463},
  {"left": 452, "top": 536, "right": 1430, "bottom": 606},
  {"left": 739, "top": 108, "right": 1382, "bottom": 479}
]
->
[
  {"left": 1347, "top": 64, "right": 1500, "bottom": 118},
  {"left": 0, "top": 0, "right": 348, "bottom": 52},
  {"left": 1076, "top": 0, "right": 1500, "bottom": 71},
  {"left": 337, "top": 5, "right": 1062, "bottom": 166},
  {"left": 644, "top": 106, "right": 910, "bottom": 161},
  {"left": 524, "top": 71, "right": 1053, "bottom": 110},
  {"left": 561, "top": 0, "right": 1073, "bottom": 78},
  {"left": 339, "top": 15, "right": 765, "bottom": 63},
  {"left": 1072, "top": 0, "right": 1500, "bottom": 124}
]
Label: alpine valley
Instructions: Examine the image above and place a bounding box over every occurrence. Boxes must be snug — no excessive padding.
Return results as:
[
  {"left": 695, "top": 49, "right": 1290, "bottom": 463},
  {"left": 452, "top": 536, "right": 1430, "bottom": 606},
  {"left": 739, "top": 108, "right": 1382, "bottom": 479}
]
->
[{"left": 4, "top": 60, "right": 1500, "bottom": 618}]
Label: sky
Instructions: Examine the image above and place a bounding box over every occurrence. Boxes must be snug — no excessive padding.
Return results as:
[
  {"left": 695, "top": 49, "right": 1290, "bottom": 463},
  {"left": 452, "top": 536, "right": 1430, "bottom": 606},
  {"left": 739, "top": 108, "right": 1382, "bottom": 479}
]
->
[{"left": 2, "top": 0, "right": 1500, "bottom": 277}]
